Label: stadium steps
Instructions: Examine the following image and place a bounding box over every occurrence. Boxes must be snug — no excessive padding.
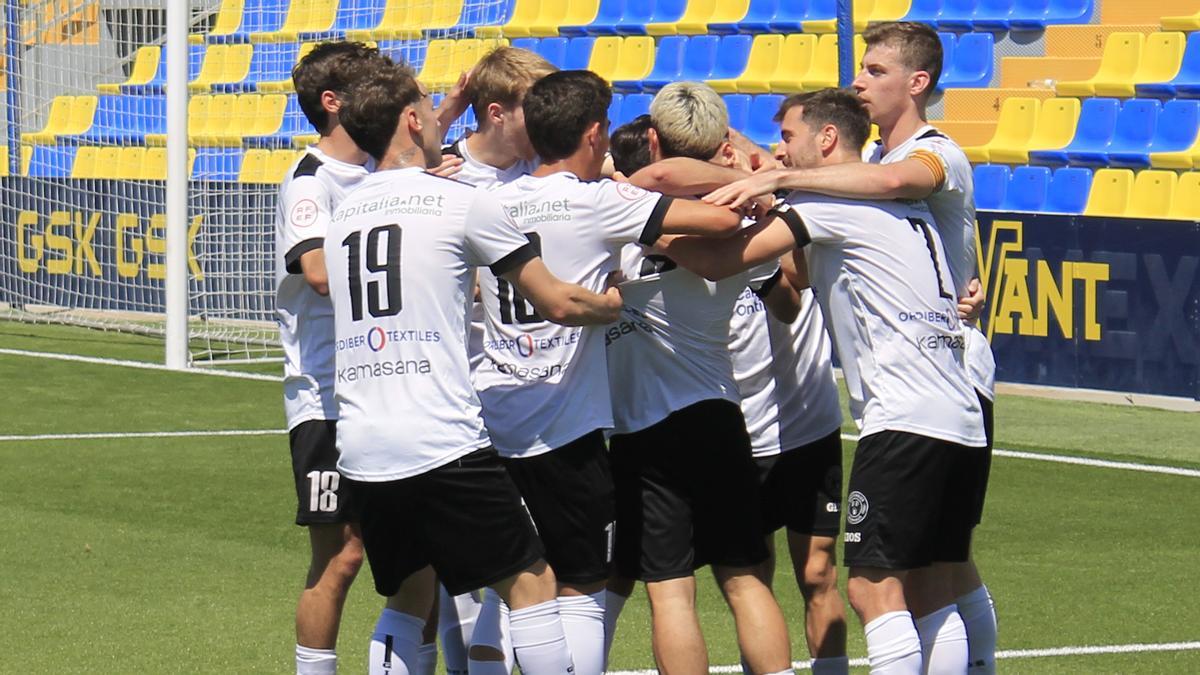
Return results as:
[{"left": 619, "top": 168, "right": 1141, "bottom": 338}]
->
[
  {"left": 999, "top": 56, "right": 1099, "bottom": 88},
  {"left": 928, "top": 119, "right": 996, "bottom": 147},
  {"left": 1102, "top": 0, "right": 1200, "bottom": 25},
  {"left": 1043, "top": 24, "right": 1158, "bottom": 58}
]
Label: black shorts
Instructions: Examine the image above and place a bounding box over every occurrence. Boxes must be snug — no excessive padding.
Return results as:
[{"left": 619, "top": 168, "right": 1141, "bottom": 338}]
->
[
  {"left": 756, "top": 430, "right": 844, "bottom": 537},
  {"left": 290, "top": 420, "right": 359, "bottom": 526},
  {"left": 609, "top": 399, "right": 770, "bottom": 582},
  {"left": 351, "top": 448, "right": 544, "bottom": 597},
  {"left": 503, "top": 430, "right": 615, "bottom": 586},
  {"left": 965, "top": 392, "right": 995, "bottom": 526},
  {"left": 842, "top": 431, "right": 984, "bottom": 570}
]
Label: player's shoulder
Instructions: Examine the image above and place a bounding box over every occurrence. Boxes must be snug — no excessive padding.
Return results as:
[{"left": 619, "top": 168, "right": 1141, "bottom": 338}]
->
[{"left": 906, "top": 128, "right": 970, "bottom": 168}]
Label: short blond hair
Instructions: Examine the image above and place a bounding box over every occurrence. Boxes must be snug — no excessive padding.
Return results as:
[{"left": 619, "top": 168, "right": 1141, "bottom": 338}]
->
[
  {"left": 466, "top": 46, "right": 557, "bottom": 121},
  {"left": 650, "top": 82, "right": 729, "bottom": 160}
]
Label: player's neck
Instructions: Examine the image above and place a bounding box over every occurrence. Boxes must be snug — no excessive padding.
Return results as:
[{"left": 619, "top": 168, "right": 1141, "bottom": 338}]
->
[
  {"left": 533, "top": 153, "right": 596, "bottom": 181},
  {"left": 377, "top": 143, "right": 426, "bottom": 172},
  {"left": 877, "top": 106, "right": 928, "bottom": 154},
  {"left": 465, "top": 128, "right": 522, "bottom": 170},
  {"left": 316, "top": 126, "right": 369, "bottom": 166}
]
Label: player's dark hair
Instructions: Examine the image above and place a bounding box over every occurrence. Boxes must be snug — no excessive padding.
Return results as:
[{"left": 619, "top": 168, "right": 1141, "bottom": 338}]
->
[
  {"left": 338, "top": 61, "right": 424, "bottom": 162},
  {"left": 776, "top": 89, "right": 871, "bottom": 153},
  {"left": 523, "top": 70, "right": 613, "bottom": 162},
  {"left": 862, "top": 21, "right": 943, "bottom": 94},
  {"left": 609, "top": 114, "right": 653, "bottom": 176},
  {"left": 293, "top": 41, "right": 391, "bottom": 136}
]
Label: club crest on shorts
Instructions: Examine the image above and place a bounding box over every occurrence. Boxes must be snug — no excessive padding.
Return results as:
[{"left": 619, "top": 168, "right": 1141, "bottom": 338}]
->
[{"left": 847, "top": 491, "right": 869, "bottom": 525}]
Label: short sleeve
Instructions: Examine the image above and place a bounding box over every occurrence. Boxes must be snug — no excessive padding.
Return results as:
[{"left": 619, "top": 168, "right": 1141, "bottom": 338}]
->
[
  {"left": 907, "top": 137, "right": 970, "bottom": 198},
  {"left": 784, "top": 194, "right": 858, "bottom": 245},
  {"left": 464, "top": 190, "right": 538, "bottom": 275},
  {"left": 592, "top": 180, "right": 672, "bottom": 247},
  {"left": 280, "top": 175, "right": 333, "bottom": 274}
]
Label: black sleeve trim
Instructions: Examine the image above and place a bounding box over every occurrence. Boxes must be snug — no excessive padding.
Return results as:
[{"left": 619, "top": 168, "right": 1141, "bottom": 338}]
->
[
  {"left": 752, "top": 267, "right": 784, "bottom": 299},
  {"left": 442, "top": 139, "right": 464, "bottom": 158},
  {"left": 638, "top": 195, "right": 674, "bottom": 245},
  {"left": 285, "top": 238, "right": 324, "bottom": 274},
  {"left": 771, "top": 206, "right": 810, "bottom": 248},
  {"left": 293, "top": 153, "right": 323, "bottom": 179},
  {"left": 488, "top": 241, "right": 539, "bottom": 277}
]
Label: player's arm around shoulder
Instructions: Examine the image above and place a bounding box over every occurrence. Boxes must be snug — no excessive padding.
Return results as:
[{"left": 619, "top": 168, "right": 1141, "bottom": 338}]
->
[
  {"left": 628, "top": 157, "right": 751, "bottom": 198},
  {"left": 704, "top": 158, "right": 942, "bottom": 207},
  {"left": 654, "top": 206, "right": 805, "bottom": 282},
  {"left": 502, "top": 258, "right": 623, "bottom": 326}
]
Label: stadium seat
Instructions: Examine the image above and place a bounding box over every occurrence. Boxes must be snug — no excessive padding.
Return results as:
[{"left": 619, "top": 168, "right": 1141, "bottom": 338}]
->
[
  {"left": 192, "top": 0, "right": 244, "bottom": 44},
  {"left": 768, "top": 0, "right": 810, "bottom": 31},
  {"left": 589, "top": 36, "right": 653, "bottom": 82},
  {"left": 346, "top": 0, "right": 428, "bottom": 40},
  {"left": 646, "top": 0, "right": 716, "bottom": 35},
  {"left": 72, "top": 95, "right": 165, "bottom": 145},
  {"left": 608, "top": 93, "right": 623, "bottom": 126},
  {"left": 1029, "top": 97, "right": 1119, "bottom": 165},
  {"left": 1137, "top": 32, "right": 1200, "bottom": 98},
  {"left": 21, "top": 95, "right": 75, "bottom": 144},
  {"left": 990, "top": 97, "right": 1079, "bottom": 164},
  {"left": 707, "top": 35, "right": 754, "bottom": 82},
  {"left": 744, "top": 94, "right": 785, "bottom": 146},
  {"left": 511, "top": 37, "right": 540, "bottom": 51},
  {"left": 90, "top": 146, "right": 144, "bottom": 180},
  {"left": 803, "top": 0, "right": 873, "bottom": 33},
  {"left": 1162, "top": 10, "right": 1200, "bottom": 32},
  {"left": 191, "top": 94, "right": 240, "bottom": 146},
  {"left": 934, "top": 0, "right": 976, "bottom": 30},
  {"left": 0, "top": 146, "right": 7, "bottom": 177},
  {"left": 419, "top": 0, "right": 482, "bottom": 38},
  {"left": 801, "top": 33, "right": 865, "bottom": 90},
  {"left": 239, "top": 148, "right": 272, "bottom": 182},
  {"left": 619, "top": 35, "right": 686, "bottom": 91},
  {"left": 527, "top": 0, "right": 569, "bottom": 37},
  {"left": 973, "top": 164, "right": 1009, "bottom": 210},
  {"left": 98, "top": 46, "right": 159, "bottom": 94},
  {"left": 619, "top": 92, "right": 653, "bottom": 125},
  {"left": 534, "top": 37, "right": 566, "bottom": 65},
  {"left": 207, "top": 0, "right": 289, "bottom": 43},
  {"left": 70, "top": 145, "right": 100, "bottom": 179},
  {"left": 1006, "top": 0, "right": 1050, "bottom": 30},
  {"left": 1041, "top": 0, "right": 1093, "bottom": 25},
  {"left": 249, "top": 0, "right": 338, "bottom": 42},
  {"left": 939, "top": 32, "right": 993, "bottom": 89},
  {"left": 709, "top": 0, "right": 776, "bottom": 34},
  {"left": 269, "top": 148, "right": 303, "bottom": 182},
  {"left": 477, "top": 0, "right": 542, "bottom": 38},
  {"left": 1069, "top": 98, "right": 1159, "bottom": 166},
  {"left": 1083, "top": 168, "right": 1133, "bottom": 216},
  {"left": 192, "top": 148, "right": 244, "bottom": 180},
  {"left": 1110, "top": 99, "right": 1200, "bottom": 168},
  {"left": 1125, "top": 169, "right": 1177, "bottom": 219},
  {"left": 549, "top": 0, "right": 604, "bottom": 36},
  {"left": 561, "top": 0, "right": 627, "bottom": 35},
  {"left": 704, "top": 0, "right": 753, "bottom": 34},
  {"left": 257, "top": 42, "right": 319, "bottom": 93},
  {"left": 124, "top": 44, "right": 205, "bottom": 95},
  {"left": 962, "top": 96, "right": 1038, "bottom": 163},
  {"left": 724, "top": 93, "right": 751, "bottom": 132},
  {"left": 680, "top": 35, "right": 721, "bottom": 81},
  {"left": 298, "top": 0, "right": 385, "bottom": 40},
  {"left": 1056, "top": 32, "right": 1143, "bottom": 97},
  {"left": 902, "top": 0, "right": 941, "bottom": 25},
  {"left": 767, "top": 33, "right": 817, "bottom": 93},
  {"left": 564, "top": 37, "right": 597, "bottom": 68},
  {"left": 972, "top": 0, "right": 1014, "bottom": 31},
  {"left": 189, "top": 44, "right": 253, "bottom": 93},
  {"left": 146, "top": 94, "right": 206, "bottom": 146},
  {"left": 25, "top": 145, "right": 76, "bottom": 177},
  {"left": 1042, "top": 166, "right": 1092, "bottom": 213},
  {"left": 1001, "top": 166, "right": 1051, "bottom": 211},
  {"left": 1120, "top": 32, "right": 1188, "bottom": 98},
  {"left": 1167, "top": 171, "right": 1200, "bottom": 220},
  {"left": 709, "top": 33, "right": 782, "bottom": 93},
  {"left": 222, "top": 42, "right": 298, "bottom": 93}
]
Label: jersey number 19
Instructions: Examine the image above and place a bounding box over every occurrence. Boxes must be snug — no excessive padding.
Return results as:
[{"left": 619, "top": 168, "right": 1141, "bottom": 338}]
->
[{"left": 343, "top": 224, "right": 403, "bottom": 321}]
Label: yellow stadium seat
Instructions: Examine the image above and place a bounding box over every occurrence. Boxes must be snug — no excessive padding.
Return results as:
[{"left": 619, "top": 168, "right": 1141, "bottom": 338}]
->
[
  {"left": 251, "top": 0, "right": 337, "bottom": 42},
  {"left": 20, "top": 145, "right": 33, "bottom": 176},
  {"left": 991, "top": 97, "right": 1080, "bottom": 164},
  {"left": 1116, "top": 31, "right": 1186, "bottom": 97},
  {"left": 415, "top": 39, "right": 456, "bottom": 86},
  {"left": 71, "top": 146, "right": 101, "bottom": 178},
  {"left": 1126, "top": 169, "right": 1177, "bottom": 219},
  {"left": 768, "top": 34, "right": 818, "bottom": 93},
  {"left": 66, "top": 96, "right": 99, "bottom": 137},
  {"left": 590, "top": 36, "right": 653, "bottom": 82},
  {"left": 119, "top": 147, "right": 146, "bottom": 180},
  {"left": 961, "top": 97, "right": 1039, "bottom": 164},
  {"left": 0, "top": 146, "right": 7, "bottom": 177},
  {"left": 425, "top": 39, "right": 507, "bottom": 89},
  {"left": 1162, "top": 11, "right": 1200, "bottom": 31},
  {"left": 528, "top": 0, "right": 572, "bottom": 37},
  {"left": 346, "top": 0, "right": 435, "bottom": 40},
  {"left": 189, "top": 44, "right": 253, "bottom": 93},
  {"left": 1150, "top": 131, "right": 1200, "bottom": 168},
  {"left": 239, "top": 149, "right": 272, "bottom": 182},
  {"left": 478, "top": 0, "right": 541, "bottom": 38},
  {"left": 868, "top": 0, "right": 911, "bottom": 24},
  {"left": 269, "top": 148, "right": 303, "bottom": 183},
  {"left": 91, "top": 147, "right": 121, "bottom": 179},
  {"left": 21, "top": 95, "right": 75, "bottom": 144},
  {"left": 705, "top": 0, "right": 753, "bottom": 31},
  {"left": 293, "top": 133, "right": 319, "bottom": 149},
  {"left": 1056, "top": 32, "right": 1144, "bottom": 97},
  {"left": 804, "top": 0, "right": 874, "bottom": 33},
  {"left": 709, "top": 34, "right": 783, "bottom": 93},
  {"left": 558, "top": 0, "right": 602, "bottom": 33},
  {"left": 197, "top": 0, "right": 246, "bottom": 43},
  {"left": 147, "top": 95, "right": 207, "bottom": 146},
  {"left": 98, "top": 46, "right": 160, "bottom": 94},
  {"left": 1084, "top": 168, "right": 1134, "bottom": 217},
  {"left": 140, "top": 147, "right": 198, "bottom": 179},
  {"left": 257, "top": 42, "right": 316, "bottom": 93},
  {"left": 647, "top": 0, "right": 718, "bottom": 35},
  {"left": 1167, "top": 172, "right": 1200, "bottom": 220},
  {"left": 194, "top": 94, "right": 240, "bottom": 145},
  {"left": 801, "top": 34, "right": 865, "bottom": 90}
]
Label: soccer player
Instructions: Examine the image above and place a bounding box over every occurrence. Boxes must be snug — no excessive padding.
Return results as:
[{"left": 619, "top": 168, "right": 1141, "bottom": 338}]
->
[
  {"left": 604, "top": 82, "right": 793, "bottom": 675},
  {"left": 327, "top": 60, "right": 622, "bottom": 675},
  {"left": 656, "top": 87, "right": 988, "bottom": 675},
  {"left": 705, "top": 22, "right": 998, "bottom": 673},
  {"left": 274, "top": 41, "right": 393, "bottom": 675},
  {"left": 475, "top": 70, "right": 745, "bottom": 675}
]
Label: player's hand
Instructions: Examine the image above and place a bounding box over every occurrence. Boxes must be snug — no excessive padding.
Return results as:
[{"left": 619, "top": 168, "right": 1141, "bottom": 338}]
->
[
  {"left": 600, "top": 272, "right": 625, "bottom": 320},
  {"left": 427, "top": 154, "right": 464, "bottom": 178},
  {"left": 438, "top": 70, "right": 473, "bottom": 122},
  {"left": 703, "top": 170, "right": 784, "bottom": 209},
  {"left": 958, "top": 277, "right": 985, "bottom": 323}
]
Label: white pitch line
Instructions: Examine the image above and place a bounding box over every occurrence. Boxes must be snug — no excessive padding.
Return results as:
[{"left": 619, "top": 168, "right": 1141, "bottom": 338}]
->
[
  {"left": 0, "top": 429, "right": 285, "bottom": 442},
  {"left": 0, "top": 348, "right": 282, "bottom": 382},
  {"left": 838, "top": 433, "right": 1200, "bottom": 479},
  {"left": 607, "top": 640, "right": 1200, "bottom": 674}
]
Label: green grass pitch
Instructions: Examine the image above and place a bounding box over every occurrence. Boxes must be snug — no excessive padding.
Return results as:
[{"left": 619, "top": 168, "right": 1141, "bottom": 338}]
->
[{"left": 1, "top": 321, "right": 1198, "bottom": 673}]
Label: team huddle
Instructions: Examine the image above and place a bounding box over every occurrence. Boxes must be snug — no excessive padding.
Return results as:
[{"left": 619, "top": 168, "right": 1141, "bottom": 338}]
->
[{"left": 275, "top": 21, "right": 998, "bottom": 675}]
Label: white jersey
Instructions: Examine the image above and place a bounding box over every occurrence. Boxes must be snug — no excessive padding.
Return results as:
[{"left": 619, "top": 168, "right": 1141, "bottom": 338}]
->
[
  {"left": 783, "top": 192, "right": 986, "bottom": 447},
  {"left": 868, "top": 125, "right": 996, "bottom": 400},
  {"left": 476, "top": 172, "right": 668, "bottom": 457},
  {"left": 324, "top": 168, "right": 538, "bottom": 482},
  {"left": 274, "top": 146, "right": 371, "bottom": 430},
  {"left": 606, "top": 246, "right": 748, "bottom": 434},
  {"left": 728, "top": 264, "right": 843, "bottom": 458}
]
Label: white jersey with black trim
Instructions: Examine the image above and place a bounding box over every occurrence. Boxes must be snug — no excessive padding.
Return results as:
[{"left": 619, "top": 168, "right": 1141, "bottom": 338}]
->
[
  {"left": 324, "top": 168, "right": 538, "bottom": 482},
  {"left": 780, "top": 192, "right": 987, "bottom": 447},
  {"left": 728, "top": 264, "right": 843, "bottom": 458},
  {"left": 606, "top": 246, "right": 748, "bottom": 435},
  {"left": 274, "top": 146, "right": 371, "bottom": 430},
  {"left": 476, "top": 172, "right": 670, "bottom": 458},
  {"left": 867, "top": 125, "right": 996, "bottom": 400}
]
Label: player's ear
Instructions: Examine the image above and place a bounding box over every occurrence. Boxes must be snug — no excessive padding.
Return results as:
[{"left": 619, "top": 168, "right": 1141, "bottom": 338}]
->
[
  {"left": 716, "top": 141, "right": 738, "bottom": 169},
  {"left": 909, "top": 70, "right": 932, "bottom": 99},
  {"left": 320, "top": 90, "right": 340, "bottom": 115},
  {"left": 819, "top": 123, "right": 838, "bottom": 154},
  {"left": 487, "top": 101, "right": 505, "bottom": 127},
  {"left": 647, "top": 127, "right": 662, "bottom": 162}
]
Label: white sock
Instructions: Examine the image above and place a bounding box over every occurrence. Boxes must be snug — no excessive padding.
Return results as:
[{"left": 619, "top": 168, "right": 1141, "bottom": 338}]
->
[
  {"left": 509, "top": 599, "right": 575, "bottom": 675},
  {"left": 811, "top": 656, "right": 851, "bottom": 675},
  {"left": 440, "top": 587, "right": 482, "bottom": 675},
  {"left": 915, "top": 605, "right": 968, "bottom": 675},
  {"left": 956, "top": 586, "right": 997, "bottom": 675},
  {"left": 469, "top": 588, "right": 514, "bottom": 675},
  {"left": 763, "top": 670, "right": 795, "bottom": 675},
  {"left": 417, "top": 642, "right": 438, "bottom": 675},
  {"left": 558, "top": 592, "right": 605, "bottom": 675},
  {"left": 864, "top": 611, "right": 923, "bottom": 675},
  {"left": 369, "top": 609, "right": 425, "bottom": 675},
  {"left": 602, "top": 589, "right": 629, "bottom": 669},
  {"left": 296, "top": 645, "right": 337, "bottom": 675}
]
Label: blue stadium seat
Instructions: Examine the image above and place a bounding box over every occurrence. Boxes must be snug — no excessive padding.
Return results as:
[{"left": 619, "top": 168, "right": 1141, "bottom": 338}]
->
[
  {"left": 214, "top": 42, "right": 296, "bottom": 93},
  {"left": 681, "top": 35, "right": 721, "bottom": 80},
  {"left": 1043, "top": 0, "right": 1093, "bottom": 25},
  {"left": 536, "top": 37, "right": 568, "bottom": 67},
  {"left": 622, "top": 35, "right": 687, "bottom": 91},
  {"left": 298, "top": 0, "right": 385, "bottom": 40},
  {"left": 710, "top": 0, "right": 777, "bottom": 34},
  {"left": 125, "top": 44, "right": 204, "bottom": 95},
  {"left": 564, "top": 37, "right": 597, "bottom": 69},
  {"left": 1069, "top": 98, "right": 1159, "bottom": 166},
  {"left": 245, "top": 95, "right": 307, "bottom": 148},
  {"left": 193, "top": 148, "right": 244, "bottom": 180},
  {"left": 1001, "top": 166, "right": 1051, "bottom": 211},
  {"left": 611, "top": 0, "right": 659, "bottom": 36},
  {"left": 378, "top": 41, "right": 428, "bottom": 71},
  {"left": 208, "top": 0, "right": 288, "bottom": 44},
  {"left": 1029, "top": 97, "right": 1119, "bottom": 165},
  {"left": 1042, "top": 167, "right": 1092, "bottom": 213},
  {"left": 1110, "top": 99, "right": 1200, "bottom": 168},
  {"left": 724, "top": 94, "right": 751, "bottom": 133},
  {"left": 939, "top": 32, "right": 993, "bottom": 89},
  {"left": 972, "top": 0, "right": 1014, "bottom": 30},
  {"left": 708, "top": 35, "right": 754, "bottom": 81},
  {"left": 26, "top": 145, "right": 76, "bottom": 177},
  {"left": 619, "top": 93, "right": 653, "bottom": 126},
  {"left": 904, "top": 0, "right": 943, "bottom": 25},
  {"left": 1007, "top": 0, "right": 1050, "bottom": 29},
  {"left": 632, "top": 0, "right": 688, "bottom": 34},
  {"left": 800, "top": 0, "right": 837, "bottom": 26},
  {"left": 608, "top": 93, "right": 624, "bottom": 126},
  {"left": 745, "top": 95, "right": 784, "bottom": 147},
  {"left": 564, "top": 0, "right": 622, "bottom": 35},
  {"left": 72, "top": 95, "right": 166, "bottom": 145},
  {"left": 768, "top": 0, "right": 810, "bottom": 32},
  {"left": 935, "top": 0, "right": 977, "bottom": 30},
  {"left": 512, "top": 37, "right": 540, "bottom": 51},
  {"left": 1137, "top": 32, "right": 1200, "bottom": 98},
  {"left": 430, "top": 0, "right": 513, "bottom": 38},
  {"left": 973, "top": 165, "right": 1009, "bottom": 210}
]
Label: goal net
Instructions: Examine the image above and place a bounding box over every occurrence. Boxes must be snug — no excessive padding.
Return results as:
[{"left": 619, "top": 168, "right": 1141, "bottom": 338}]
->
[{"left": 0, "top": 0, "right": 497, "bottom": 366}]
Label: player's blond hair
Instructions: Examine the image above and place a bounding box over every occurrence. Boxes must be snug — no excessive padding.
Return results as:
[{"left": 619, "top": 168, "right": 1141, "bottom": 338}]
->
[
  {"left": 649, "top": 82, "right": 729, "bottom": 160},
  {"left": 466, "top": 46, "right": 558, "bottom": 122}
]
